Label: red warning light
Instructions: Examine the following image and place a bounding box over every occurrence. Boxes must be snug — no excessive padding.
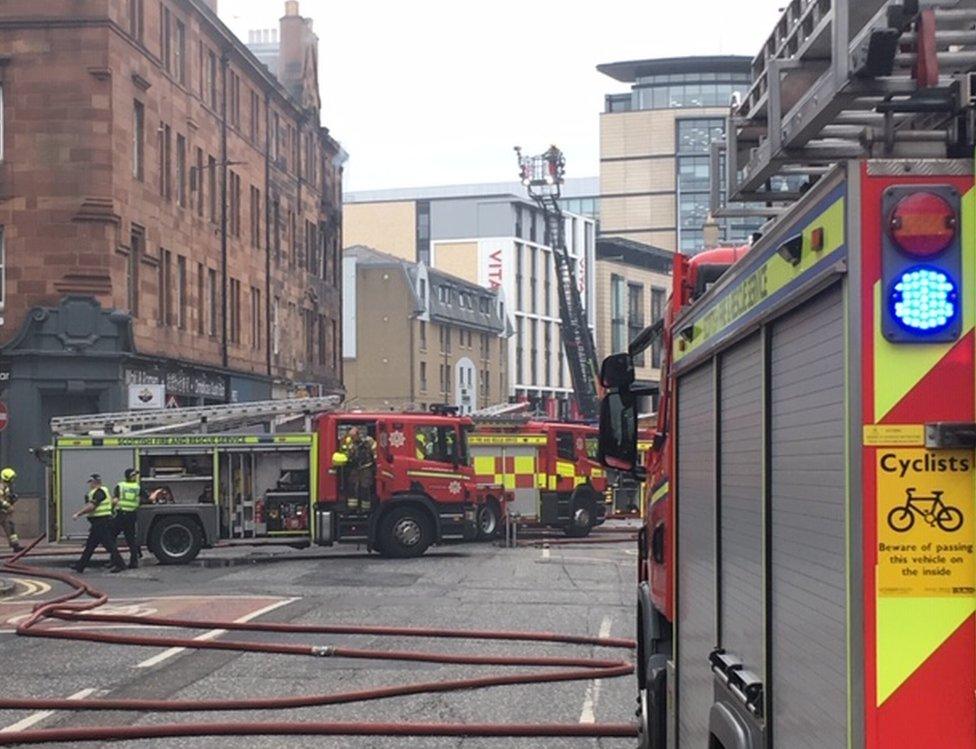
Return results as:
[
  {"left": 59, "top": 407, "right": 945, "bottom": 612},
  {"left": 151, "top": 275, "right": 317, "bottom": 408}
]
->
[{"left": 888, "top": 191, "right": 957, "bottom": 257}]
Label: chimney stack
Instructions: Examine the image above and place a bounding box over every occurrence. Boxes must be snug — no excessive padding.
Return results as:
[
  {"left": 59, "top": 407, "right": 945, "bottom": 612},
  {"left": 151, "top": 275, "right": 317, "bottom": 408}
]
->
[{"left": 277, "top": 1, "right": 318, "bottom": 106}]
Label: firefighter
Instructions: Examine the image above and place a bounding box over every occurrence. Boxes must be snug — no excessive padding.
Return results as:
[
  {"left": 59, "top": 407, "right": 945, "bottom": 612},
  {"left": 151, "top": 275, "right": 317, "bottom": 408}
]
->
[
  {"left": 71, "top": 474, "right": 126, "bottom": 574},
  {"left": 415, "top": 430, "right": 429, "bottom": 460},
  {"left": 113, "top": 468, "right": 146, "bottom": 569},
  {"left": 341, "top": 427, "right": 376, "bottom": 512},
  {"left": 0, "top": 468, "right": 23, "bottom": 553}
]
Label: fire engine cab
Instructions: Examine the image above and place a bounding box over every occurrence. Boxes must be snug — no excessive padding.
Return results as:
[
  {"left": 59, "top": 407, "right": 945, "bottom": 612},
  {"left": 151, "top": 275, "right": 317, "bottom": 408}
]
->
[{"left": 470, "top": 420, "right": 608, "bottom": 536}]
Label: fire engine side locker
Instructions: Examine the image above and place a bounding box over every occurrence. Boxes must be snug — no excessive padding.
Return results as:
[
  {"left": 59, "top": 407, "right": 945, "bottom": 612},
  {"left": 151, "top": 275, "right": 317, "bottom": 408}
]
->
[{"left": 670, "top": 167, "right": 853, "bottom": 748}]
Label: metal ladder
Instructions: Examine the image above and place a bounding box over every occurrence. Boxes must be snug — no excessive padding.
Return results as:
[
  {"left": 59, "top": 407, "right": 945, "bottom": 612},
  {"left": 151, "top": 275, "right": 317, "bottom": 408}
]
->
[
  {"left": 712, "top": 0, "right": 976, "bottom": 213},
  {"left": 51, "top": 396, "right": 341, "bottom": 437}
]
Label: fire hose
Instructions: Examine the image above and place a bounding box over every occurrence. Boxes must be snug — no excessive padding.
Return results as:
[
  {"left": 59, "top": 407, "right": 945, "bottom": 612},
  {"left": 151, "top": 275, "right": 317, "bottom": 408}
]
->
[{"left": 0, "top": 537, "right": 639, "bottom": 744}]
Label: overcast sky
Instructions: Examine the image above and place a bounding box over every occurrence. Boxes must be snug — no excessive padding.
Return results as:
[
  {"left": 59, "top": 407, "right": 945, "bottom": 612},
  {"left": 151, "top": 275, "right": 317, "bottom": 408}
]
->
[{"left": 223, "top": 0, "right": 784, "bottom": 192}]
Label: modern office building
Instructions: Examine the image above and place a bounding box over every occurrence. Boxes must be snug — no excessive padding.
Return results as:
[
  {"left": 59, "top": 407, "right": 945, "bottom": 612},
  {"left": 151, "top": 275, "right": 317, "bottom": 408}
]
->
[
  {"left": 598, "top": 56, "right": 758, "bottom": 253},
  {"left": 595, "top": 236, "right": 672, "bottom": 403},
  {"left": 342, "top": 245, "right": 509, "bottom": 414},
  {"left": 344, "top": 191, "right": 597, "bottom": 418},
  {"left": 0, "top": 0, "right": 345, "bottom": 505}
]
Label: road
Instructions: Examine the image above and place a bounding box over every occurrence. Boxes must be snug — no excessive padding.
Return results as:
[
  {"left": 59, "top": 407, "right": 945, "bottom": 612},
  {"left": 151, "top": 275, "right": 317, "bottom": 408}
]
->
[{"left": 0, "top": 535, "right": 638, "bottom": 748}]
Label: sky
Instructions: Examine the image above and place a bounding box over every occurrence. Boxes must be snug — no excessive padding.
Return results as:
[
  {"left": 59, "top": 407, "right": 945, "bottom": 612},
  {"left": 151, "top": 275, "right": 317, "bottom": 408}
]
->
[{"left": 223, "top": 0, "right": 784, "bottom": 192}]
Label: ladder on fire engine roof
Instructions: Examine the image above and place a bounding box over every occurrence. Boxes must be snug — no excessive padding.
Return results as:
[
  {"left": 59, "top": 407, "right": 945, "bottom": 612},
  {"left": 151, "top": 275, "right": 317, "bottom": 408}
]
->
[
  {"left": 711, "top": 0, "right": 976, "bottom": 216},
  {"left": 515, "top": 146, "right": 602, "bottom": 422},
  {"left": 470, "top": 402, "right": 531, "bottom": 418},
  {"left": 50, "top": 396, "right": 341, "bottom": 438}
]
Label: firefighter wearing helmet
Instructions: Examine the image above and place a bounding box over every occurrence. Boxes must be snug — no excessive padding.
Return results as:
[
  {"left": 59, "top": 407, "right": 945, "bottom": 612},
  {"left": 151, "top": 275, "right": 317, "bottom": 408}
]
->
[
  {"left": 340, "top": 427, "right": 376, "bottom": 512},
  {"left": 0, "top": 468, "right": 22, "bottom": 552}
]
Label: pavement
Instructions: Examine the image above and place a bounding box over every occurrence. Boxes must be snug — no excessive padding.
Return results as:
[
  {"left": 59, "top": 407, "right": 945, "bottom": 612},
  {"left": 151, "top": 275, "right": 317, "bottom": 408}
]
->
[{"left": 0, "top": 528, "right": 640, "bottom": 748}]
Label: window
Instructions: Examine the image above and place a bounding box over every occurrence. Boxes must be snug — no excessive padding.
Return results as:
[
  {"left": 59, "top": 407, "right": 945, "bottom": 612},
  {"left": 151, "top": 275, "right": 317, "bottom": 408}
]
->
[
  {"left": 197, "top": 41, "right": 204, "bottom": 97},
  {"left": 544, "top": 322, "right": 552, "bottom": 387},
  {"left": 272, "top": 297, "right": 280, "bottom": 356},
  {"left": 194, "top": 147, "right": 204, "bottom": 216},
  {"left": 128, "top": 0, "right": 144, "bottom": 41},
  {"left": 416, "top": 201, "right": 431, "bottom": 265},
  {"left": 529, "top": 247, "right": 537, "bottom": 314},
  {"left": 229, "top": 172, "right": 241, "bottom": 237},
  {"left": 132, "top": 101, "right": 144, "bottom": 180},
  {"left": 516, "top": 317, "right": 524, "bottom": 384},
  {"left": 543, "top": 255, "right": 551, "bottom": 317},
  {"left": 556, "top": 431, "right": 575, "bottom": 460},
  {"left": 530, "top": 319, "right": 538, "bottom": 385},
  {"left": 158, "top": 248, "right": 171, "bottom": 326},
  {"left": 174, "top": 19, "right": 185, "bottom": 84},
  {"left": 229, "top": 278, "right": 241, "bottom": 344},
  {"left": 249, "top": 90, "right": 260, "bottom": 143},
  {"left": 419, "top": 320, "right": 427, "bottom": 350},
  {"left": 175, "top": 134, "right": 186, "bottom": 207},
  {"left": 305, "top": 219, "right": 316, "bottom": 271},
  {"left": 251, "top": 287, "right": 261, "bottom": 350},
  {"left": 176, "top": 255, "right": 186, "bottom": 329},
  {"left": 331, "top": 319, "right": 338, "bottom": 370},
  {"left": 250, "top": 186, "right": 261, "bottom": 248},
  {"left": 196, "top": 263, "right": 204, "bottom": 335},
  {"left": 159, "top": 4, "right": 171, "bottom": 72},
  {"left": 610, "top": 274, "right": 626, "bottom": 352},
  {"left": 128, "top": 225, "right": 144, "bottom": 316},
  {"left": 271, "top": 112, "right": 280, "bottom": 162},
  {"left": 651, "top": 288, "right": 665, "bottom": 369},
  {"left": 480, "top": 333, "right": 489, "bottom": 360},
  {"left": 158, "top": 123, "right": 171, "bottom": 199},
  {"left": 414, "top": 426, "right": 457, "bottom": 464},
  {"left": 304, "top": 309, "right": 314, "bottom": 362},
  {"left": 440, "top": 325, "right": 451, "bottom": 354},
  {"left": 208, "top": 155, "right": 217, "bottom": 223},
  {"left": 419, "top": 362, "right": 428, "bottom": 392},
  {"left": 228, "top": 70, "right": 241, "bottom": 128},
  {"left": 208, "top": 268, "right": 217, "bottom": 337},
  {"left": 207, "top": 50, "right": 218, "bottom": 109},
  {"left": 628, "top": 283, "right": 645, "bottom": 366},
  {"left": 272, "top": 200, "right": 281, "bottom": 263},
  {"left": 289, "top": 210, "right": 297, "bottom": 266},
  {"left": 317, "top": 314, "right": 327, "bottom": 365},
  {"left": 515, "top": 243, "right": 523, "bottom": 309}
]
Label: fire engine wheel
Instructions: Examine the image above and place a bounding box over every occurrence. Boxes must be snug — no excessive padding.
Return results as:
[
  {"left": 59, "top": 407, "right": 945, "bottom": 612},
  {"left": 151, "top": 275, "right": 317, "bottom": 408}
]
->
[
  {"left": 565, "top": 490, "right": 596, "bottom": 538},
  {"left": 148, "top": 516, "right": 203, "bottom": 565},
  {"left": 477, "top": 500, "right": 500, "bottom": 540},
  {"left": 378, "top": 507, "right": 432, "bottom": 559}
]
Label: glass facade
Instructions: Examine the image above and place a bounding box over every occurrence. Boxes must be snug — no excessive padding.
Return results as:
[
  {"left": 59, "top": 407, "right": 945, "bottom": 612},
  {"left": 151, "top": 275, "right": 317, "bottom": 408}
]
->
[
  {"left": 676, "top": 118, "right": 761, "bottom": 253},
  {"left": 605, "top": 72, "right": 751, "bottom": 114}
]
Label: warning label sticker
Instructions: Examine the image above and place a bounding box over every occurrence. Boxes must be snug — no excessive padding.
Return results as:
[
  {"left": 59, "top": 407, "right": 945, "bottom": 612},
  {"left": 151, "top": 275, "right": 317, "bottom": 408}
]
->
[
  {"left": 863, "top": 424, "right": 925, "bottom": 447},
  {"left": 877, "top": 449, "right": 975, "bottom": 597}
]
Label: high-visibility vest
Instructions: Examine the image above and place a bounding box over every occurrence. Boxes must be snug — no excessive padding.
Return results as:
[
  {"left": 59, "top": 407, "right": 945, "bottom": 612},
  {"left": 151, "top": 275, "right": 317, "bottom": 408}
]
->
[
  {"left": 87, "top": 488, "right": 114, "bottom": 518},
  {"left": 115, "top": 481, "right": 141, "bottom": 513}
]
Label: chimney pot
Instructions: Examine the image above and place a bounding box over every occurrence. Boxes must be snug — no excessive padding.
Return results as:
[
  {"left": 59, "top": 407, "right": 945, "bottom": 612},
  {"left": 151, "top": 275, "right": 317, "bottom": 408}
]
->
[{"left": 285, "top": 1, "right": 299, "bottom": 16}]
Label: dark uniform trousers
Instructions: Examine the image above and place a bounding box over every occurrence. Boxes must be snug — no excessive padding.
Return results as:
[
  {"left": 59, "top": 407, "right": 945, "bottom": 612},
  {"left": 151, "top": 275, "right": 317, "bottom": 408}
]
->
[
  {"left": 115, "top": 511, "right": 140, "bottom": 567},
  {"left": 77, "top": 517, "right": 126, "bottom": 571}
]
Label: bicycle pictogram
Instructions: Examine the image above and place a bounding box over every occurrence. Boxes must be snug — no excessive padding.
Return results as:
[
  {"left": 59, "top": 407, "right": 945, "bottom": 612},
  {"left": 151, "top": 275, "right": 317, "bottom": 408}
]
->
[{"left": 887, "top": 487, "right": 964, "bottom": 533}]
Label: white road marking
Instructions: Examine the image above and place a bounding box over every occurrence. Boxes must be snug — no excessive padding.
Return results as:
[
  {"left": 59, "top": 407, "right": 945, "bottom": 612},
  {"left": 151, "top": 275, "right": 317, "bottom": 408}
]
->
[
  {"left": 579, "top": 615, "right": 613, "bottom": 724},
  {"left": 541, "top": 546, "right": 550, "bottom": 560},
  {"left": 134, "top": 597, "right": 299, "bottom": 669},
  {"left": 0, "top": 688, "right": 97, "bottom": 733}
]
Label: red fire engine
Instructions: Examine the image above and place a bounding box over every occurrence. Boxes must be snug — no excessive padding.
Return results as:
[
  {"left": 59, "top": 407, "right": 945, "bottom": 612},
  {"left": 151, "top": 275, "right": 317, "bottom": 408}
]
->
[
  {"left": 598, "top": 1, "right": 976, "bottom": 746},
  {"left": 470, "top": 420, "right": 608, "bottom": 536}
]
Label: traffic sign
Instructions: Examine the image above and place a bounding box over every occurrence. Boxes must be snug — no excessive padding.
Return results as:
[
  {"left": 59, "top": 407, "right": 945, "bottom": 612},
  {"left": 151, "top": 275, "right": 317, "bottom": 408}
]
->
[{"left": 0, "top": 401, "right": 7, "bottom": 432}]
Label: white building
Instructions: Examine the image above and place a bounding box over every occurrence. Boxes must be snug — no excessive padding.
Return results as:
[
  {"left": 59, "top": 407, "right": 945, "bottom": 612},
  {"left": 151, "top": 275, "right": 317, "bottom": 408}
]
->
[{"left": 344, "top": 190, "right": 597, "bottom": 418}]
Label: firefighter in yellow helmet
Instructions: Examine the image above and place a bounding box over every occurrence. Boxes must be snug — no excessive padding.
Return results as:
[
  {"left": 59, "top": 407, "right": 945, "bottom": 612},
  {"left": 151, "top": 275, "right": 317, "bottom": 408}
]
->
[
  {"left": 341, "top": 427, "right": 376, "bottom": 512},
  {"left": 0, "top": 468, "right": 23, "bottom": 553}
]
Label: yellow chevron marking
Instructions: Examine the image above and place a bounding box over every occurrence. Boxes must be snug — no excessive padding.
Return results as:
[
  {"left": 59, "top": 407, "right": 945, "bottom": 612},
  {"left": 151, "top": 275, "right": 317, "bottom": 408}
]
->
[
  {"left": 876, "top": 596, "right": 974, "bottom": 705},
  {"left": 873, "top": 187, "right": 976, "bottom": 421}
]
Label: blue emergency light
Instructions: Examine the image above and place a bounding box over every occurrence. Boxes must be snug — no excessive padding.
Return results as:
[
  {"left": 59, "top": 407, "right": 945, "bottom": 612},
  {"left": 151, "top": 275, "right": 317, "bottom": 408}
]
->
[{"left": 890, "top": 267, "right": 958, "bottom": 333}]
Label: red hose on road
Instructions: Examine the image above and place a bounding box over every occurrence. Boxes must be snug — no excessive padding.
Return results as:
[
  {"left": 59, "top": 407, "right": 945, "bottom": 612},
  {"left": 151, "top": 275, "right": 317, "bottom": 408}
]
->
[{"left": 0, "top": 537, "right": 639, "bottom": 743}]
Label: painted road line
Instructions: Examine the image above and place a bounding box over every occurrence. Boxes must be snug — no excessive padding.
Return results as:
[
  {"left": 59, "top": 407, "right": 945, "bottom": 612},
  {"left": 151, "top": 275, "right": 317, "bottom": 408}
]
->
[
  {"left": 0, "top": 688, "right": 97, "bottom": 733},
  {"left": 579, "top": 615, "right": 613, "bottom": 724},
  {"left": 135, "top": 597, "right": 299, "bottom": 669},
  {"left": 541, "top": 545, "right": 550, "bottom": 560}
]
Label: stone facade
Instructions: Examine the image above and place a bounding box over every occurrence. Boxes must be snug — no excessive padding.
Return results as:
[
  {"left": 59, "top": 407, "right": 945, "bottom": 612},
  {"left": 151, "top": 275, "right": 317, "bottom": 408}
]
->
[{"left": 0, "top": 0, "right": 343, "bottom": 393}]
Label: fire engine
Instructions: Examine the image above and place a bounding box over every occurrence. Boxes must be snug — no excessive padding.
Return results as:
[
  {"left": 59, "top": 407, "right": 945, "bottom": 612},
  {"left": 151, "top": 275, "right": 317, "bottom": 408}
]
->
[
  {"left": 469, "top": 419, "right": 608, "bottom": 536},
  {"left": 48, "top": 399, "right": 491, "bottom": 563},
  {"left": 599, "top": 1, "right": 976, "bottom": 747}
]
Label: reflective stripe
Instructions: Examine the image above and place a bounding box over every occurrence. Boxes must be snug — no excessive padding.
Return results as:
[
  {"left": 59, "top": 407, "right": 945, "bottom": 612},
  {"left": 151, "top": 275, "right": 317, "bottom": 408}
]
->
[
  {"left": 115, "top": 481, "right": 141, "bottom": 512},
  {"left": 87, "top": 488, "right": 114, "bottom": 518}
]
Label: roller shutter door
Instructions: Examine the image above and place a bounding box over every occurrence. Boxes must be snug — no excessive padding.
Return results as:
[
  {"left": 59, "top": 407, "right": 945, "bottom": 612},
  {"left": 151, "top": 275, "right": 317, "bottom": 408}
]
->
[
  {"left": 676, "top": 361, "right": 715, "bottom": 746},
  {"left": 769, "top": 285, "right": 846, "bottom": 746},
  {"left": 718, "top": 333, "right": 763, "bottom": 675}
]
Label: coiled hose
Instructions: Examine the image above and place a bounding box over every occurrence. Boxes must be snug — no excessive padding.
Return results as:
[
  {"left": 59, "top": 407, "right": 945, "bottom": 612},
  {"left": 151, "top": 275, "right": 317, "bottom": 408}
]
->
[{"left": 0, "top": 537, "right": 639, "bottom": 745}]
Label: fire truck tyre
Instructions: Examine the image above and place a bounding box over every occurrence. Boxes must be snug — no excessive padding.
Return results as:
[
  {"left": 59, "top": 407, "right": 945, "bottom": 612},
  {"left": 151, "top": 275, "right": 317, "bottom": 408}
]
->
[
  {"left": 638, "top": 654, "right": 668, "bottom": 749},
  {"left": 565, "top": 490, "right": 596, "bottom": 537},
  {"left": 148, "top": 516, "right": 204, "bottom": 565},
  {"left": 477, "top": 499, "right": 501, "bottom": 540},
  {"left": 378, "top": 506, "right": 433, "bottom": 559}
]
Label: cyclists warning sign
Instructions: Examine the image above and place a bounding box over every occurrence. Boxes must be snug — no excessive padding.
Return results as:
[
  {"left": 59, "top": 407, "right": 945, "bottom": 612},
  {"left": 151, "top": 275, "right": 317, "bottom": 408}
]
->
[{"left": 877, "top": 449, "right": 974, "bottom": 597}]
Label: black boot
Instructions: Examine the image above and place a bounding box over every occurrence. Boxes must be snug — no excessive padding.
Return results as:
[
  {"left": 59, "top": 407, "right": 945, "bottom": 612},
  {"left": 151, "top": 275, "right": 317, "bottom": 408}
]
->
[{"left": 70, "top": 563, "right": 84, "bottom": 574}]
